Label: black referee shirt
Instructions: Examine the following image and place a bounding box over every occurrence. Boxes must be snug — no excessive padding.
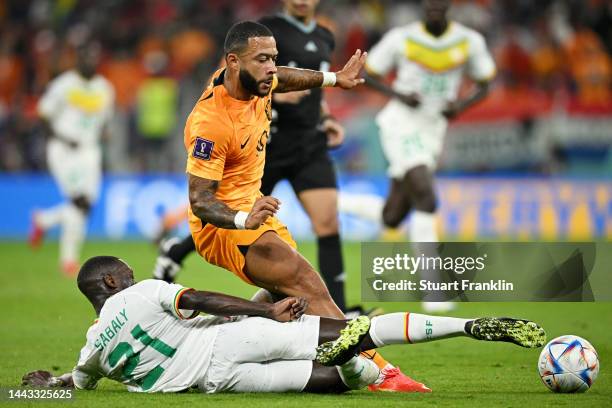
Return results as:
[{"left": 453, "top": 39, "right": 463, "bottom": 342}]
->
[{"left": 259, "top": 13, "right": 335, "bottom": 161}]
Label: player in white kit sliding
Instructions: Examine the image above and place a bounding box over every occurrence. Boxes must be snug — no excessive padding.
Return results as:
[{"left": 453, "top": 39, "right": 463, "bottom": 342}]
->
[
  {"left": 29, "top": 42, "right": 115, "bottom": 276},
  {"left": 339, "top": 0, "right": 496, "bottom": 313},
  {"left": 22, "top": 256, "right": 545, "bottom": 394}
]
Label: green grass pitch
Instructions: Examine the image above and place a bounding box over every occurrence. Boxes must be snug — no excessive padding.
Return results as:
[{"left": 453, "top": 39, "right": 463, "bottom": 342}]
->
[{"left": 0, "top": 241, "right": 610, "bottom": 407}]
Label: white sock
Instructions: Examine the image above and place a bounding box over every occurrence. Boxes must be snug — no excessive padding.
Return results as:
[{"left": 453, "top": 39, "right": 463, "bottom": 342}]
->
[
  {"left": 60, "top": 204, "right": 86, "bottom": 263},
  {"left": 409, "top": 211, "right": 449, "bottom": 301},
  {"left": 36, "top": 204, "right": 69, "bottom": 230},
  {"left": 338, "top": 192, "right": 384, "bottom": 223},
  {"left": 409, "top": 210, "right": 438, "bottom": 242},
  {"left": 369, "top": 313, "right": 472, "bottom": 346},
  {"left": 337, "top": 356, "right": 381, "bottom": 389}
]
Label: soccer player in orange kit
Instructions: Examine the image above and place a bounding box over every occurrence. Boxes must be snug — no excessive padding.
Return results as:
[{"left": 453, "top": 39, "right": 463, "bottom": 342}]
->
[{"left": 184, "top": 21, "right": 429, "bottom": 392}]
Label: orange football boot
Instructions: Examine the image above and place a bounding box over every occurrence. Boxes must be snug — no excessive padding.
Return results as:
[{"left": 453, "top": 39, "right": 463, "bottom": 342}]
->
[{"left": 369, "top": 366, "right": 432, "bottom": 393}]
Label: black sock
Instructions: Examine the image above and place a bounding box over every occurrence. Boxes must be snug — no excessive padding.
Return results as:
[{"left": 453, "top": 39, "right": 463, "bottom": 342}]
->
[
  {"left": 167, "top": 235, "right": 196, "bottom": 265},
  {"left": 317, "top": 233, "right": 346, "bottom": 312}
]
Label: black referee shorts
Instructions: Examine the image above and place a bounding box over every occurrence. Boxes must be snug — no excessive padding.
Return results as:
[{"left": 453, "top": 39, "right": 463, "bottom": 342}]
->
[{"left": 261, "top": 148, "right": 338, "bottom": 196}]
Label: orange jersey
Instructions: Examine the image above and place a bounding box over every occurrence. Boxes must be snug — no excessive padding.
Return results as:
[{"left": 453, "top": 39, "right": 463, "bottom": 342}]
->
[
  {"left": 184, "top": 68, "right": 296, "bottom": 285},
  {"left": 184, "top": 68, "right": 276, "bottom": 216}
]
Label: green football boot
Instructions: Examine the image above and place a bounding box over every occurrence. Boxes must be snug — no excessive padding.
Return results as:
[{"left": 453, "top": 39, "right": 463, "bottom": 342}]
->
[
  {"left": 467, "top": 317, "right": 546, "bottom": 348},
  {"left": 316, "top": 316, "right": 371, "bottom": 366}
]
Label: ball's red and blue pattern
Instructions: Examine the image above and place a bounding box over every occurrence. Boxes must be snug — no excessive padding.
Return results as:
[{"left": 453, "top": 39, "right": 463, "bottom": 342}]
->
[{"left": 538, "top": 335, "right": 599, "bottom": 393}]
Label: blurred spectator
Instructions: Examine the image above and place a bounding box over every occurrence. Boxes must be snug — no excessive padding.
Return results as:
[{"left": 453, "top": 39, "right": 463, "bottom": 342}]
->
[
  {"left": 564, "top": 24, "right": 611, "bottom": 106},
  {"left": 0, "top": 27, "right": 24, "bottom": 106},
  {"left": 450, "top": 0, "right": 492, "bottom": 32},
  {"left": 497, "top": 27, "right": 533, "bottom": 89},
  {"left": 135, "top": 51, "right": 178, "bottom": 172},
  {"left": 0, "top": 0, "right": 610, "bottom": 173},
  {"left": 100, "top": 50, "right": 146, "bottom": 112},
  {"left": 530, "top": 19, "right": 564, "bottom": 94},
  {"left": 169, "top": 26, "right": 216, "bottom": 76}
]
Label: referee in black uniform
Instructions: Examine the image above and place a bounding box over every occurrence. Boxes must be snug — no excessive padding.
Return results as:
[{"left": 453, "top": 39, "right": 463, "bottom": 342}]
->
[
  {"left": 153, "top": 0, "right": 355, "bottom": 313},
  {"left": 258, "top": 0, "right": 348, "bottom": 311}
]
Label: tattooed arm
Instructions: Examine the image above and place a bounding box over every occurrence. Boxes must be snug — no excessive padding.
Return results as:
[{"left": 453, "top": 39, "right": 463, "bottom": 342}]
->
[
  {"left": 275, "top": 49, "right": 367, "bottom": 93},
  {"left": 188, "top": 173, "right": 280, "bottom": 229},
  {"left": 275, "top": 67, "right": 324, "bottom": 93},
  {"left": 189, "top": 174, "right": 236, "bottom": 228}
]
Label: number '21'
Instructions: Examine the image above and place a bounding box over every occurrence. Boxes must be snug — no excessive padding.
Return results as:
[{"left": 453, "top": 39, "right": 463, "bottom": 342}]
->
[{"left": 107, "top": 324, "right": 176, "bottom": 391}]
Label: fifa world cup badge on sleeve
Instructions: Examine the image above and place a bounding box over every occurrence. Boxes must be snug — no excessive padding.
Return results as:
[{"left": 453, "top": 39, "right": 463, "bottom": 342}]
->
[{"left": 193, "top": 137, "right": 215, "bottom": 161}]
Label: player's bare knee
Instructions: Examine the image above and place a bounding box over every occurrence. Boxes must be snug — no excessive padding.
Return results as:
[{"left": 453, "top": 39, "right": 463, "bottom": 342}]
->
[
  {"left": 403, "top": 169, "right": 436, "bottom": 212},
  {"left": 382, "top": 210, "right": 403, "bottom": 228},
  {"left": 250, "top": 288, "right": 276, "bottom": 303},
  {"left": 71, "top": 196, "right": 91, "bottom": 214},
  {"left": 382, "top": 204, "right": 405, "bottom": 228},
  {"left": 312, "top": 214, "right": 339, "bottom": 236}
]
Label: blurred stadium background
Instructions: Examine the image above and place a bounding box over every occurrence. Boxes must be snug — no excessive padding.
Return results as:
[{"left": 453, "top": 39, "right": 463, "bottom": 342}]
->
[{"left": 0, "top": 0, "right": 610, "bottom": 243}]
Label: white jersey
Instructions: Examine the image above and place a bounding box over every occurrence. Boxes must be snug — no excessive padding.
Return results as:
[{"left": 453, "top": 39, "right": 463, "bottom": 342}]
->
[
  {"left": 38, "top": 70, "right": 114, "bottom": 146},
  {"left": 366, "top": 21, "right": 495, "bottom": 117},
  {"left": 72, "top": 280, "right": 221, "bottom": 393}
]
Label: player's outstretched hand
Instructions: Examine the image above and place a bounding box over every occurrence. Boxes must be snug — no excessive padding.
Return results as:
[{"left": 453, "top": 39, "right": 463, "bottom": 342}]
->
[
  {"left": 245, "top": 196, "right": 281, "bottom": 229},
  {"left": 268, "top": 297, "right": 308, "bottom": 322},
  {"left": 22, "top": 370, "right": 55, "bottom": 387},
  {"left": 335, "top": 49, "right": 367, "bottom": 89}
]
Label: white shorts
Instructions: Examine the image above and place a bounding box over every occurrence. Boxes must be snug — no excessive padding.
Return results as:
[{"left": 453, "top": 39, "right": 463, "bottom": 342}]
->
[
  {"left": 47, "top": 139, "right": 102, "bottom": 202},
  {"left": 377, "top": 101, "right": 448, "bottom": 178},
  {"left": 198, "top": 315, "right": 320, "bottom": 393}
]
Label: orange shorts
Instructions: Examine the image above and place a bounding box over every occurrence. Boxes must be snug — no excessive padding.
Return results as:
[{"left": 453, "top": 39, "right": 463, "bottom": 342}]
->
[{"left": 191, "top": 216, "right": 297, "bottom": 285}]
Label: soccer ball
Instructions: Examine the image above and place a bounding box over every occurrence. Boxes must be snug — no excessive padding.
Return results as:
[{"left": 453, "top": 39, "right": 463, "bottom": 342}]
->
[{"left": 538, "top": 335, "right": 599, "bottom": 393}]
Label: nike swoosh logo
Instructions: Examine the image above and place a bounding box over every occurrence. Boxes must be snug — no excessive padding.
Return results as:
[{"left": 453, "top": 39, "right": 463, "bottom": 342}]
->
[
  {"left": 240, "top": 135, "right": 251, "bottom": 149},
  {"left": 347, "top": 365, "right": 366, "bottom": 380}
]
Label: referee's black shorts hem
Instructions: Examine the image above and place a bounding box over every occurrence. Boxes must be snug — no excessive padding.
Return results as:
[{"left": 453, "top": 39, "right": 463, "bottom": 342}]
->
[{"left": 262, "top": 149, "right": 338, "bottom": 196}]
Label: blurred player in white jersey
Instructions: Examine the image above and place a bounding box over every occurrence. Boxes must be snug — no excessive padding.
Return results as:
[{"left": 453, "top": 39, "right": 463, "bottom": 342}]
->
[
  {"left": 29, "top": 43, "right": 115, "bottom": 276},
  {"left": 340, "top": 0, "right": 495, "bottom": 312},
  {"left": 22, "top": 256, "right": 545, "bottom": 393}
]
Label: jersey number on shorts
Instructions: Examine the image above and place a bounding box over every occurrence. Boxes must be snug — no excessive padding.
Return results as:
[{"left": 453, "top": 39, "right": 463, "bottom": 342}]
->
[{"left": 107, "top": 324, "right": 177, "bottom": 391}]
